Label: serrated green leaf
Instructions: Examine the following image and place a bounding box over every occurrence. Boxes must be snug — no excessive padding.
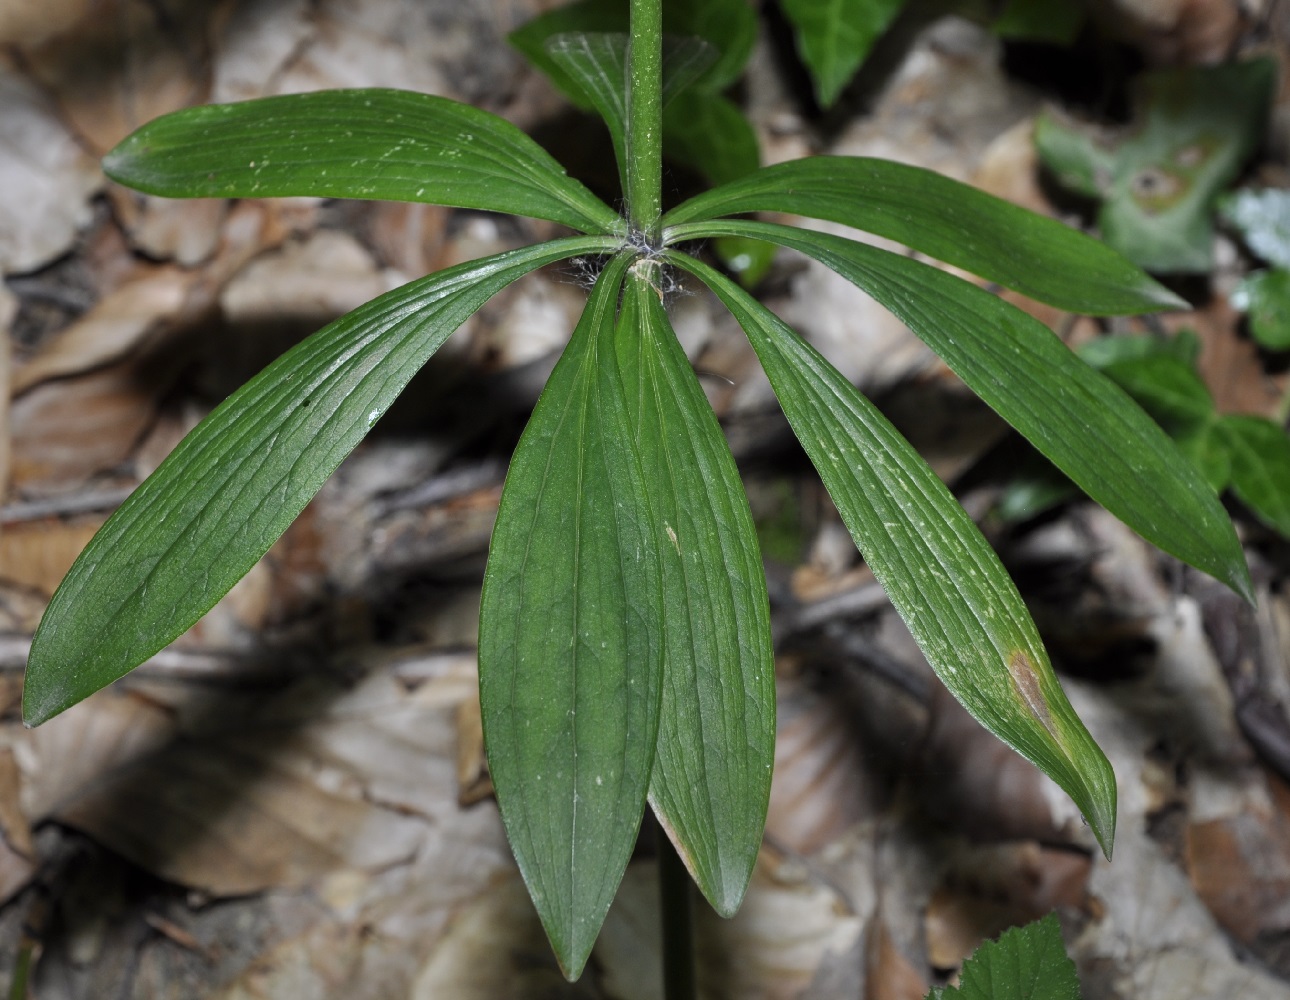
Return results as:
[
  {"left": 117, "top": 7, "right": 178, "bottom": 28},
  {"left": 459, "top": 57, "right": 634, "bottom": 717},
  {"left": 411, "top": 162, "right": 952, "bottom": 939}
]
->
[
  {"left": 102, "top": 88, "right": 622, "bottom": 236},
  {"left": 1098, "top": 354, "right": 1214, "bottom": 431},
  {"left": 662, "top": 157, "right": 1184, "bottom": 314},
  {"left": 1035, "top": 59, "right": 1276, "bottom": 273},
  {"left": 510, "top": 0, "right": 754, "bottom": 101},
  {"left": 1231, "top": 268, "right": 1290, "bottom": 351},
  {"left": 478, "top": 255, "right": 663, "bottom": 979},
  {"left": 673, "top": 250, "right": 1117, "bottom": 858},
  {"left": 23, "top": 236, "right": 616, "bottom": 727},
  {"left": 928, "top": 913, "right": 1082, "bottom": 1000},
  {"left": 1220, "top": 187, "right": 1290, "bottom": 269},
  {"left": 1220, "top": 414, "right": 1290, "bottom": 538},
  {"left": 615, "top": 265, "right": 774, "bottom": 917},
  {"left": 671, "top": 220, "right": 1252, "bottom": 601},
  {"left": 779, "top": 0, "right": 906, "bottom": 107},
  {"left": 546, "top": 32, "right": 717, "bottom": 196}
]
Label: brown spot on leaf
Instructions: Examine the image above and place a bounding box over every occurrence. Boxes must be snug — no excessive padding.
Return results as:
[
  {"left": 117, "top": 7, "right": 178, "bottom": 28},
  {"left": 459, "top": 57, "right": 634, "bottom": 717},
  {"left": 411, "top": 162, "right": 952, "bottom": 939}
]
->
[{"left": 1008, "top": 651, "right": 1060, "bottom": 740}]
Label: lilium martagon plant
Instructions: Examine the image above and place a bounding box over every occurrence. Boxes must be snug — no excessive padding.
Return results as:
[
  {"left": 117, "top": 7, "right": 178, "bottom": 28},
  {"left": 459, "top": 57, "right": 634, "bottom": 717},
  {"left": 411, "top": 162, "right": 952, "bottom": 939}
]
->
[{"left": 23, "top": 0, "right": 1252, "bottom": 983}]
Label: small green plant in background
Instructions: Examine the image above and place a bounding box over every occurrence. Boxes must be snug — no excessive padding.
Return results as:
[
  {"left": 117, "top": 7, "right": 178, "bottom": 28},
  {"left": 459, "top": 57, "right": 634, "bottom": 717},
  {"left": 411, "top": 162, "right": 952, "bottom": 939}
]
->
[
  {"left": 927, "top": 913, "right": 1083, "bottom": 1000},
  {"left": 1223, "top": 187, "right": 1290, "bottom": 351},
  {"left": 23, "top": 0, "right": 1252, "bottom": 988}
]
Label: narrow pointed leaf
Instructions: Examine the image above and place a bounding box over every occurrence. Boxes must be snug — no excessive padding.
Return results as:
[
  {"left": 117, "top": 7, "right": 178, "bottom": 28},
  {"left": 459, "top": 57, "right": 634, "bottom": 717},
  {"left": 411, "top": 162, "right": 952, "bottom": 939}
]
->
[
  {"left": 779, "top": 0, "right": 906, "bottom": 107},
  {"left": 545, "top": 32, "right": 717, "bottom": 196},
  {"left": 616, "top": 267, "right": 774, "bottom": 916},
  {"left": 673, "top": 252, "right": 1117, "bottom": 856},
  {"left": 23, "top": 236, "right": 615, "bottom": 727},
  {"left": 479, "top": 256, "right": 663, "bottom": 979},
  {"left": 673, "top": 220, "right": 1251, "bottom": 601},
  {"left": 102, "top": 89, "right": 622, "bottom": 235},
  {"left": 662, "top": 157, "right": 1185, "bottom": 314}
]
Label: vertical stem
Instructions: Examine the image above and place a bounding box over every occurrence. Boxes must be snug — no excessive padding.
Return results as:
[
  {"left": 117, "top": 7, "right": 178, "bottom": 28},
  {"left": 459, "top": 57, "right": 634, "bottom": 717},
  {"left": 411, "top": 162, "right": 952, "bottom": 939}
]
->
[
  {"left": 657, "top": 826, "right": 697, "bottom": 1000},
  {"left": 626, "top": 0, "right": 663, "bottom": 243}
]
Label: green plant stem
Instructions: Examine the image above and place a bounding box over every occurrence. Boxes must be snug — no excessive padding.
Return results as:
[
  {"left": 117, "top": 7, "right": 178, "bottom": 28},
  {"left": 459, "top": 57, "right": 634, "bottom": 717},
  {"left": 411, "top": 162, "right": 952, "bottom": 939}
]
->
[
  {"left": 658, "top": 826, "right": 697, "bottom": 1000},
  {"left": 626, "top": 0, "right": 663, "bottom": 242}
]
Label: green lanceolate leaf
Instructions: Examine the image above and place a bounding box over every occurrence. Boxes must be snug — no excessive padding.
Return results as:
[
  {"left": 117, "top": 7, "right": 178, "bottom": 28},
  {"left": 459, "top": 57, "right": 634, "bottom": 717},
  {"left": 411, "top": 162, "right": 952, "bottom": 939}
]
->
[
  {"left": 615, "top": 266, "right": 774, "bottom": 917},
  {"left": 23, "top": 236, "right": 615, "bottom": 727},
  {"left": 546, "top": 32, "right": 717, "bottom": 197},
  {"left": 662, "top": 157, "right": 1185, "bottom": 314},
  {"left": 779, "top": 0, "right": 906, "bottom": 107},
  {"left": 928, "top": 913, "right": 1082, "bottom": 1000},
  {"left": 674, "top": 251, "right": 1117, "bottom": 858},
  {"left": 478, "top": 255, "right": 663, "bottom": 979},
  {"left": 102, "top": 88, "right": 622, "bottom": 235},
  {"left": 674, "top": 220, "right": 1252, "bottom": 601},
  {"left": 1220, "top": 415, "right": 1290, "bottom": 538}
]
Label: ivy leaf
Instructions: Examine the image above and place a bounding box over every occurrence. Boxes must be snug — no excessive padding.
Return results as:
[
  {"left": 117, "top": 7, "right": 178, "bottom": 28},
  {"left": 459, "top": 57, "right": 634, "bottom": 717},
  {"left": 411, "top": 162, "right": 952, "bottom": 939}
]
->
[
  {"left": 478, "top": 255, "right": 664, "bottom": 980},
  {"left": 675, "top": 251, "right": 1117, "bottom": 858},
  {"left": 102, "top": 89, "right": 622, "bottom": 236},
  {"left": 778, "top": 0, "right": 906, "bottom": 107},
  {"left": 927, "top": 913, "right": 1082, "bottom": 1000},
  {"left": 673, "top": 220, "right": 1252, "bottom": 602},
  {"left": 1035, "top": 59, "right": 1275, "bottom": 273},
  {"left": 23, "top": 236, "right": 615, "bottom": 727},
  {"left": 1220, "top": 415, "right": 1290, "bottom": 538},
  {"left": 662, "top": 156, "right": 1185, "bottom": 314},
  {"left": 616, "top": 266, "right": 775, "bottom": 917}
]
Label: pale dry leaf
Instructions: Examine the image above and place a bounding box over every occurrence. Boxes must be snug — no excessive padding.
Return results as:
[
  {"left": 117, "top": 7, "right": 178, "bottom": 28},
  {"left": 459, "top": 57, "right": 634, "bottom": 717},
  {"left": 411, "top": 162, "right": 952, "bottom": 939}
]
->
[
  {"left": 0, "top": 517, "right": 103, "bottom": 595},
  {"left": 8, "top": 361, "right": 166, "bottom": 494},
  {"left": 0, "top": 0, "right": 92, "bottom": 47},
  {"left": 766, "top": 671, "right": 882, "bottom": 855},
  {"left": 109, "top": 194, "right": 228, "bottom": 268},
  {"left": 21, "top": 0, "right": 211, "bottom": 155},
  {"left": 11, "top": 265, "right": 195, "bottom": 395},
  {"left": 220, "top": 230, "right": 399, "bottom": 326},
  {"left": 864, "top": 915, "right": 928, "bottom": 1000},
  {"left": 0, "top": 60, "right": 101, "bottom": 275},
  {"left": 0, "top": 284, "right": 14, "bottom": 500}
]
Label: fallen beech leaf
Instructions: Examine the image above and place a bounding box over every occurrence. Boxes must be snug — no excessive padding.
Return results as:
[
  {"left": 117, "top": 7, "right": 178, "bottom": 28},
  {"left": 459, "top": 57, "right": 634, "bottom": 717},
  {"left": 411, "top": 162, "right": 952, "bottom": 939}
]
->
[{"left": 11, "top": 265, "right": 194, "bottom": 395}]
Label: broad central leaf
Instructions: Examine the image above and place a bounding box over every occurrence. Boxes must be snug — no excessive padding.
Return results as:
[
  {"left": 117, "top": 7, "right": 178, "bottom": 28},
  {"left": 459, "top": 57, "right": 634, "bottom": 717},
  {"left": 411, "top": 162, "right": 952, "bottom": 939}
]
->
[
  {"left": 616, "top": 266, "right": 775, "bottom": 917},
  {"left": 479, "top": 255, "right": 664, "bottom": 980}
]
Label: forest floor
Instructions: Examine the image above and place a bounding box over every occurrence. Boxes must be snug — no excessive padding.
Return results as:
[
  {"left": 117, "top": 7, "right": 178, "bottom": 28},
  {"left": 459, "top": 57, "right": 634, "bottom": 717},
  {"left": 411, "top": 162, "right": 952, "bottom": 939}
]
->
[{"left": 2, "top": 0, "right": 1290, "bottom": 997}]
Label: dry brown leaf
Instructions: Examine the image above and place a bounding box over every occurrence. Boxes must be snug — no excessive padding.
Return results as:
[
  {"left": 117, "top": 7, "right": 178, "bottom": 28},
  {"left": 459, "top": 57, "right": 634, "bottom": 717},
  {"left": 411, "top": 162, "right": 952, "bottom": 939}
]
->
[
  {"left": 11, "top": 265, "right": 195, "bottom": 395},
  {"left": 766, "top": 671, "right": 882, "bottom": 855},
  {"left": 1173, "top": 299, "right": 1287, "bottom": 418},
  {"left": 0, "top": 59, "right": 101, "bottom": 275},
  {"left": 21, "top": 0, "right": 211, "bottom": 155},
  {"left": 0, "top": 0, "right": 93, "bottom": 47},
  {"left": 864, "top": 915, "right": 928, "bottom": 1000},
  {"left": 1090, "top": 0, "right": 1244, "bottom": 64},
  {"left": 0, "top": 284, "right": 14, "bottom": 500},
  {"left": 8, "top": 361, "right": 165, "bottom": 493},
  {"left": 220, "top": 229, "right": 397, "bottom": 326},
  {"left": 454, "top": 693, "right": 492, "bottom": 807},
  {"left": 109, "top": 194, "right": 228, "bottom": 268},
  {"left": 0, "top": 517, "right": 102, "bottom": 595},
  {"left": 1185, "top": 775, "right": 1290, "bottom": 970},
  {"left": 923, "top": 842, "right": 1090, "bottom": 969}
]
